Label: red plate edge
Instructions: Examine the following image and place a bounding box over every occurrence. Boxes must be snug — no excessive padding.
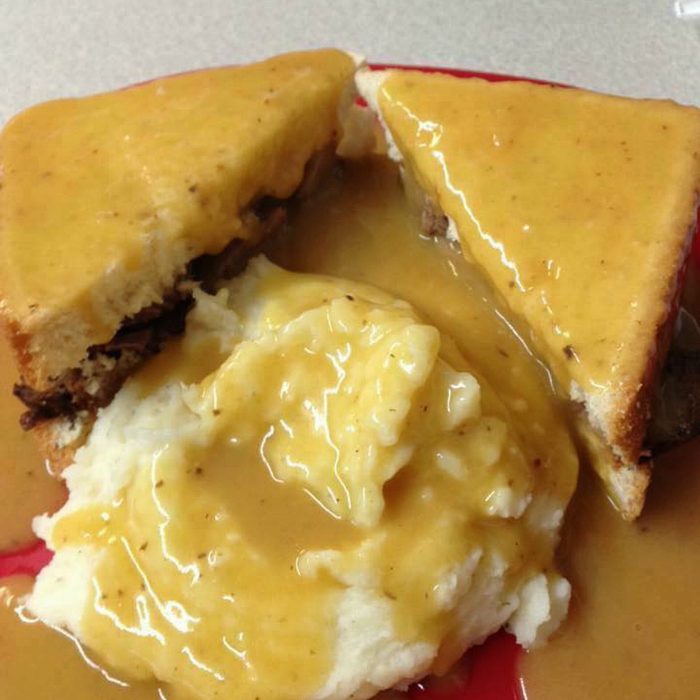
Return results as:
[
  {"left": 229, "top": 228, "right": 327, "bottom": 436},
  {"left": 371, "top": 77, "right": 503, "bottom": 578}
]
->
[
  {"left": 368, "top": 62, "right": 565, "bottom": 88},
  {"left": 2, "top": 61, "right": 699, "bottom": 700}
]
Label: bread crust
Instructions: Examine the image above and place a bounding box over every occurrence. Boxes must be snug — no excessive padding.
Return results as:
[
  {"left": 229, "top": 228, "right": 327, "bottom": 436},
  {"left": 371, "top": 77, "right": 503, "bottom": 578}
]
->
[
  {"left": 574, "top": 405, "right": 652, "bottom": 520},
  {"left": 604, "top": 214, "right": 697, "bottom": 472}
]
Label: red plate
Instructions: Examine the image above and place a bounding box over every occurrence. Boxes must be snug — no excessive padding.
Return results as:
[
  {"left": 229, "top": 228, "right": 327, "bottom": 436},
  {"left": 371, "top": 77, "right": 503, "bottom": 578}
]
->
[{"left": 1, "top": 62, "right": 698, "bottom": 700}]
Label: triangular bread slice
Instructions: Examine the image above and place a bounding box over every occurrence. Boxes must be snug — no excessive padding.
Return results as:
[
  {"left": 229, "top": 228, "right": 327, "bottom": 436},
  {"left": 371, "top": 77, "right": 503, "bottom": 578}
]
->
[
  {"left": 357, "top": 68, "right": 700, "bottom": 518},
  {"left": 0, "top": 49, "right": 357, "bottom": 461}
]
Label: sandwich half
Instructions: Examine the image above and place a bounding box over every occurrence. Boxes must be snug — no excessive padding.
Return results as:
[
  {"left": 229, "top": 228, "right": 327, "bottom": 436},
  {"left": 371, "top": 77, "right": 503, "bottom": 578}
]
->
[
  {"left": 0, "top": 48, "right": 356, "bottom": 465},
  {"left": 357, "top": 68, "right": 700, "bottom": 518}
]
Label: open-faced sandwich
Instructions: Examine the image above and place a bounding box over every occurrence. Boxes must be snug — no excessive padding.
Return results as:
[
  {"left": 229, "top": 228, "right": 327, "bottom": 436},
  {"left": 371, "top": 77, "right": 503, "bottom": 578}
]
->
[{"left": 0, "top": 49, "right": 699, "bottom": 700}]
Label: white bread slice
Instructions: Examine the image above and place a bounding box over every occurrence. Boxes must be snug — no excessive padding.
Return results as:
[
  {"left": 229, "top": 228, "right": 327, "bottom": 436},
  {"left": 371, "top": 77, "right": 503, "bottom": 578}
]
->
[
  {"left": 357, "top": 68, "right": 700, "bottom": 518},
  {"left": 0, "top": 50, "right": 357, "bottom": 394},
  {"left": 0, "top": 50, "right": 360, "bottom": 462}
]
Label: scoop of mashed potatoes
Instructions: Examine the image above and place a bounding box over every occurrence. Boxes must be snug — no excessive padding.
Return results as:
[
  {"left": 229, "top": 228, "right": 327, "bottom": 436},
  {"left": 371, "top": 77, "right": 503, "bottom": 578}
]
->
[{"left": 28, "top": 257, "right": 575, "bottom": 700}]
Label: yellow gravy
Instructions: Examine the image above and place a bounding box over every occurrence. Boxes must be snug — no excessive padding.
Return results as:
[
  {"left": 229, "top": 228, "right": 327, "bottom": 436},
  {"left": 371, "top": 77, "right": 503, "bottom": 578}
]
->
[
  {"left": 0, "top": 577, "right": 162, "bottom": 700},
  {"left": 0, "top": 334, "right": 65, "bottom": 551},
  {"left": 521, "top": 438, "right": 700, "bottom": 699},
  {"left": 43, "top": 200, "right": 574, "bottom": 698},
  {"left": 0, "top": 49, "right": 354, "bottom": 375},
  {"left": 372, "top": 70, "right": 700, "bottom": 405},
  {"left": 0, "top": 156, "right": 697, "bottom": 699}
]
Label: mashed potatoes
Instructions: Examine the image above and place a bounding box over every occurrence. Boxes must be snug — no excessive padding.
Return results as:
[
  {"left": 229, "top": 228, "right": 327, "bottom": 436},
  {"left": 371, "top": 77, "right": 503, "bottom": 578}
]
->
[{"left": 28, "top": 257, "right": 573, "bottom": 700}]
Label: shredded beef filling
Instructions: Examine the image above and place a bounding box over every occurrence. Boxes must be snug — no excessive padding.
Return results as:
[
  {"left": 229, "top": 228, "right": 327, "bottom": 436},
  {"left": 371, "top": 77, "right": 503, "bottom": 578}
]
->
[
  {"left": 15, "top": 201, "right": 288, "bottom": 430},
  {"left": 648, "top": 307, "right": 700, "bottom": 450},
  {"left": 15, "top": 291, "right": 193, "bottom": 430}
]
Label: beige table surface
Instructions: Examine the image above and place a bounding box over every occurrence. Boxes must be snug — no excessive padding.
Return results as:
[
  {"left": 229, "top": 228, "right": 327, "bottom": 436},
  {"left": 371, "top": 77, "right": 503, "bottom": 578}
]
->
[{"left": 0, "top": 0, "right": 698, "bottom": 126}]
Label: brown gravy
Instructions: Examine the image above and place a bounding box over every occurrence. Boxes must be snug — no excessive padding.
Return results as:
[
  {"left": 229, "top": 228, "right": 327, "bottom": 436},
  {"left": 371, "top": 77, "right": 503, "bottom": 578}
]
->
[
  {"left": 0, "top": 336, "right": 65, "bottom": 552},
  {"left": 0, "top": 577, "right": 162, "bottom": 699},
  {"left": 521, "top": 438, "right": 700, "bottom": 698},
  {"left": 1, "top": 157, "right": 699, "bottom": 699}
]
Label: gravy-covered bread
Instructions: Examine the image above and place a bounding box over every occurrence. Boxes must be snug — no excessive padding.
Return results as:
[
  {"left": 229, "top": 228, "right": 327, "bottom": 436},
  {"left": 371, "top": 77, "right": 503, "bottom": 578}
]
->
[
  {"left": 357, "top": 68, "right": 700, "bottom": 518},
  {"left": 0, "top": 49, "right": 356, "bottom": 457}
]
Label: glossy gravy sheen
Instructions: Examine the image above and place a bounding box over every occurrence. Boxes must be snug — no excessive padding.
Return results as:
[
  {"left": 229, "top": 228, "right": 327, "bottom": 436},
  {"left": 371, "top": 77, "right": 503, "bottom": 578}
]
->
[
  {"left": 0, "top": 578, "right": 163, "bottom": 699},
  {"left": 0, "top": 156, "right": 570, "bottom": 699},
  {"left": 267, "top": 157, "right": 575, "bottom": 508},
  {"left": 374, "top": 71, "right": 700, "bottom": 404},
  {"left": 0, "top": 49, "right": 354, "bottom": 361},
  {"left": 0, "top": 157, "right": 698, "bottom": 699},
  {"left": 38, "top": 158, "right": 573, "bottom": 699}
]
